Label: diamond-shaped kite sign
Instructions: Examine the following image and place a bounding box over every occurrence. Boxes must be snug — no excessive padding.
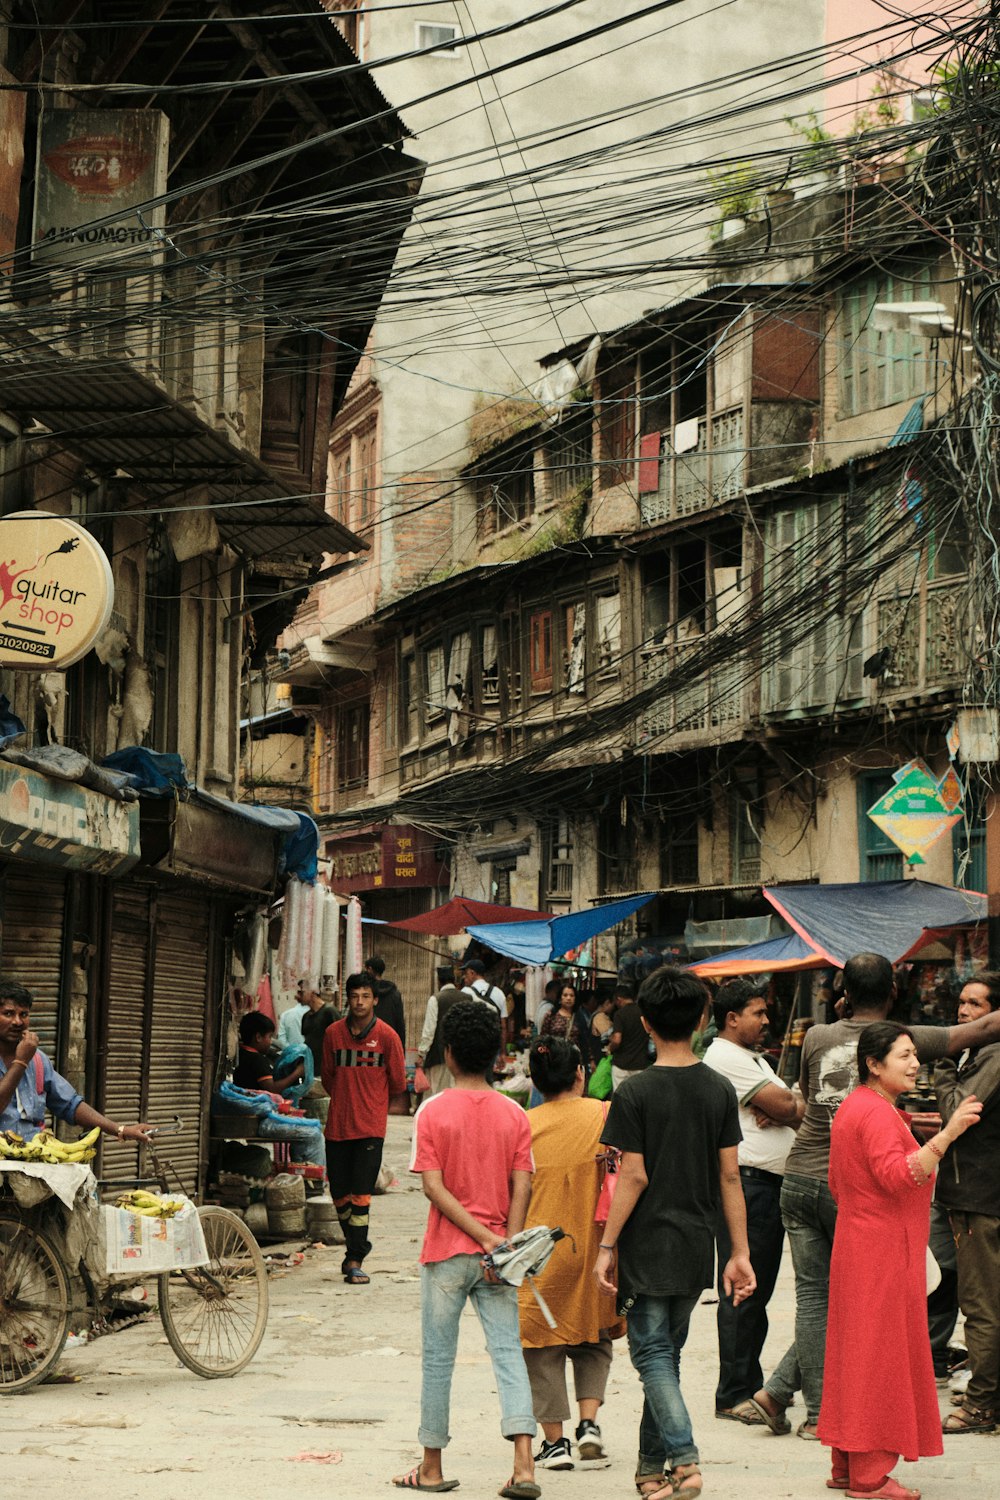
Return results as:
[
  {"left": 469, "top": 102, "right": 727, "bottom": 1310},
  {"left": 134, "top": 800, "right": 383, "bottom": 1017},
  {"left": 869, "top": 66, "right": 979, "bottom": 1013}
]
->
[{"left": 867, "top": 761, "right": 963, "bottom": 866}]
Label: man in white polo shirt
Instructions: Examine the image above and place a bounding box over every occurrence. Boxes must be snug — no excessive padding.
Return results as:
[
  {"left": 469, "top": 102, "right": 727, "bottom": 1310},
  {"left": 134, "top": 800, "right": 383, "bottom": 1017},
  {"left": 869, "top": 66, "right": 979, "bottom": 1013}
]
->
[
  {"left": 461, "top": 959, "right": 506, "bottom": 1020},
  {"left": 704, "top": 979, "right": 803, "bottom": 1426}
]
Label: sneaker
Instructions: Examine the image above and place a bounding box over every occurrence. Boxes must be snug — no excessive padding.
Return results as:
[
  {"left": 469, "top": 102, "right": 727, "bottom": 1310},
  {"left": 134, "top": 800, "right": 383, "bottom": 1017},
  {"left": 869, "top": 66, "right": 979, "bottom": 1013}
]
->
[
  {"left": 575, "top": 1420, "right": 609, "bottom": 1465},
  {"left": 535, "top": 1438, "right": 574, "bottom": 1470}
]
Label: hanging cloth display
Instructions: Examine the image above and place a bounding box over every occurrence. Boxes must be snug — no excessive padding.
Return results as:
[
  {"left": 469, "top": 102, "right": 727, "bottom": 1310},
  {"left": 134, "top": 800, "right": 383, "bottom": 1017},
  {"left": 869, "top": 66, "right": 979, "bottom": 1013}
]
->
[
  {"left": 345, "top": 895, "right": 363, "bottom": 977},
  {"left": 321, "top": 889, "right": 341, "bottom": 988},
  {"left": 445, "top": 632, "right": 472, "bottom": 746}
]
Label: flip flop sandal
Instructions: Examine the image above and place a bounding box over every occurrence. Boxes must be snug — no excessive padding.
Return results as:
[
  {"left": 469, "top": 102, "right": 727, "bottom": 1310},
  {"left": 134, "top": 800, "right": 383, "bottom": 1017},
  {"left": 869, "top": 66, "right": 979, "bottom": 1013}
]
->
[
  {"left": 635, "top": 1473, "right": 666, "bottom": 1496},
  {"left": 636, "top": 1484, "right": 671, "bottom": 1500},
  {"left": 845, "top": 1482, "right": 920, "bottom": 1500},
  {"left": 392, "top": 1469, "right": 460, "bottom": 1492},
  {"left": 670, "top": 1464, "right": 702, "bottom": 1500},
  {"left": 747, "top": 1398, "right": 792, "bottom": 1435},
  {"left": 498, "top": 1480, "right": 541, "bottom": 1499},
  {"left": 344, "top": 1265, "right": 370, "bottom": 1284},
  {"left": 943, "top": 1403, "right": 996, "bottom": 1433},
  {"left": 716, "top": 1402, "right": 764, "bottom": 1424}
]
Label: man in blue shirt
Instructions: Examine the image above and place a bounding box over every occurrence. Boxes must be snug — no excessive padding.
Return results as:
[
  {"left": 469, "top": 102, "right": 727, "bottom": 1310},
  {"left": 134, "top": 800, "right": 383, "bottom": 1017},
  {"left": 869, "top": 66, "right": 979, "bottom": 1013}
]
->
[{"left": 0, "top": 979, "right": 148, "bottom": 1145}]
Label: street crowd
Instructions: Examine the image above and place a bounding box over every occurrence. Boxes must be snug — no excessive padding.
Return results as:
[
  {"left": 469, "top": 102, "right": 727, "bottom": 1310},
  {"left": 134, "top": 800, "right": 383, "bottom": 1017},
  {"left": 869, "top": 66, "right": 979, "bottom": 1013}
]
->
[
  {"left": 4, "top": 948, "right": 999, "bottom": 1500},
  {"left": 244, "top": 952, "right": 999, "bottom": 1500}
]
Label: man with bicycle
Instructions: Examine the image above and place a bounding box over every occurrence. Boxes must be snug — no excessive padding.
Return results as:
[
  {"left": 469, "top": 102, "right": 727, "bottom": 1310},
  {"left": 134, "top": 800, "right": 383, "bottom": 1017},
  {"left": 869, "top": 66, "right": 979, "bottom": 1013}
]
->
[{"left": 0, "top": 978, "right": 148, "bottom": 1144}]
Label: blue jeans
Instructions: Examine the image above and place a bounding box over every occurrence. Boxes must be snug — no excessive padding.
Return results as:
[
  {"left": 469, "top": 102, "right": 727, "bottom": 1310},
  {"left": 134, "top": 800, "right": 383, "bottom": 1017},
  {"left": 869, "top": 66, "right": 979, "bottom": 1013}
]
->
[
  {"left": 715, "top": 1169, "right": 786, "bottom": 1409},
  {"left": 419, "top": 1254, "right": 537, "bottom": 1449},
  {"left": 627, "top": 1294, "right": 700, "bottom": 1471},
  {"left": 771, "top": 1171, "right": 838, "bottom": 1422}
]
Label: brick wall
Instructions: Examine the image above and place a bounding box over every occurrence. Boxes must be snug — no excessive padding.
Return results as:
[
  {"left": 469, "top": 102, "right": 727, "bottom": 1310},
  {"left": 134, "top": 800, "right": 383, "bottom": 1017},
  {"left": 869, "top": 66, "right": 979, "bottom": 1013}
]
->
[{"left": 390, "top": 474, "right": 454, "bottom": 594}]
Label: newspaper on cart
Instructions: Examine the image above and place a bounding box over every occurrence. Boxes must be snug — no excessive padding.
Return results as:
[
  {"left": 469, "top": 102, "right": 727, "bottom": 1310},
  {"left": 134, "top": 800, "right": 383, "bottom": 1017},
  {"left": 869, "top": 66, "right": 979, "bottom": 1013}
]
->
[{"left": 100, "top": 1194, "right": 209, "bottom": 1276}]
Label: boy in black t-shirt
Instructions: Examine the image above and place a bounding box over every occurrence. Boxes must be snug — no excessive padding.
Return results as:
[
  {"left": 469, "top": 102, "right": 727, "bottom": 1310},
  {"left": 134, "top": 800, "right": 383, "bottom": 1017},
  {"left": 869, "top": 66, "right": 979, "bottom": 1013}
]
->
[
  {"left": 596, "top": 968, "right": 755, "bottom": 1500},
  {"left": 234, "top": 1011, "right": 304, "bottom": 1093}
]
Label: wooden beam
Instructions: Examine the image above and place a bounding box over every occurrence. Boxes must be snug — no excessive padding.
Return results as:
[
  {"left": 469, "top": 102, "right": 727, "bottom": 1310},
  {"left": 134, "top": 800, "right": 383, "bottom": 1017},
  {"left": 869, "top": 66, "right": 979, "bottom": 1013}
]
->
[
  {"left": 215, "top": 4, "right": 336, "bottom": 135},
  {"left": 155, "top": 14, "right": 213, "bottom": 90},
  {"left": 169, "top": 48, "right": 258, "bottom": 171},
  {"left": 16, "top": 0, "right": 87, "bottom": 81},
  {"left": 171, "top": 118, "right": 322, "bottom": 234},
  {"left": 92, "top": 2, "right": 172, "bottom": 90},
  {"left": 174, "top": 71, "right": 278, "bottom": 183}
]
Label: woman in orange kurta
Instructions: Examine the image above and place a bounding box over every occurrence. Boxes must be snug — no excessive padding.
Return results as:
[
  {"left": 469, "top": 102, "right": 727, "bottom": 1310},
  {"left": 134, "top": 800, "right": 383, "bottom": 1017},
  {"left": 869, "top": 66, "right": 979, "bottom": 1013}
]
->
[
  {"left": 818, "top": 1022, "right": 982, "bottom": 1500},
  {"left": 518, "top": 1037, "right": 624, "bottom": 1471}
]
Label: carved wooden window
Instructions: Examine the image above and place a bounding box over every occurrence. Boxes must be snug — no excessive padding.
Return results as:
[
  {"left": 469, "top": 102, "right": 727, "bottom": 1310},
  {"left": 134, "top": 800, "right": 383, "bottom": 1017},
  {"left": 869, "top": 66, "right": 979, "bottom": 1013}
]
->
[
  {"left": 529, "top": 610, "right": 552, "bottom": 694},
  {"left": 337, "top": 699, "right": 369, "bottom": 791}
]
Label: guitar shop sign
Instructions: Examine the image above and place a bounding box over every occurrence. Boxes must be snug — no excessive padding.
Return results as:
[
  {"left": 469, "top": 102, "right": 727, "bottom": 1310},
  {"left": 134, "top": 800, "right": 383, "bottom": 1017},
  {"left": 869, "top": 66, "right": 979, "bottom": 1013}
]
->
[{"left": 0, "top": 513, "right": 113, "bottom": 669}]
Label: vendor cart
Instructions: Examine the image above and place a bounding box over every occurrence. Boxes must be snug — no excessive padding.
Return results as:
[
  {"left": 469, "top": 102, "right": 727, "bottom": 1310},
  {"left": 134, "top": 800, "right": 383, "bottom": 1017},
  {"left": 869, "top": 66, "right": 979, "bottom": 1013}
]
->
[{"left": 0, "top": 1124, "right": 268, "bottom": 1393}]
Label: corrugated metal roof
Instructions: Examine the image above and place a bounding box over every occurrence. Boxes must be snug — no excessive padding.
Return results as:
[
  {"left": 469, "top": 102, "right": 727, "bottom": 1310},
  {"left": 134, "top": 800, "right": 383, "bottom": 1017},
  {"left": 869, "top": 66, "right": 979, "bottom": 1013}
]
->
[
  {"left": 0, "top": 356, "right": 364, "bottom": 562},
  {"left": 540, "top": 282, "right": 809, "bottom": 366}
]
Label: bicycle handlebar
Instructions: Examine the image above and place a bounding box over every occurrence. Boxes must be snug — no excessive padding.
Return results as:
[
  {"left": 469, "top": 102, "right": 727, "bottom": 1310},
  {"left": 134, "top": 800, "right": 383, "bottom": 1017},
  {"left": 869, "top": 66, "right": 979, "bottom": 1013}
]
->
[{"left": 144, "top": 1116, "right": 185, "bottom": 1140}]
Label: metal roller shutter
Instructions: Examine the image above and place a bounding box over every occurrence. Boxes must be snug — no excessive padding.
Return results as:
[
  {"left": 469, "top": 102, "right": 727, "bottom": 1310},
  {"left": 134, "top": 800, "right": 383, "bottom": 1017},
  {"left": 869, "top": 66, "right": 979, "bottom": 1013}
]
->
[
  {"left": 146, "top": 892, "right": 210, "bottom": 1197},
  {"left": 98, "top": 884, "right": 151, "bottom": 1184},
  {"left": 0, "top": 871, "right": 68, "bottom": 1064}
]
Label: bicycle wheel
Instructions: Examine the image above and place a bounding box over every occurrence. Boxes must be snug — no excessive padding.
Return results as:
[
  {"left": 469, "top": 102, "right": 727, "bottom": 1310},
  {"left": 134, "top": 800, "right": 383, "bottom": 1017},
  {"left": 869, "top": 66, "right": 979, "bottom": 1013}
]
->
[
  {"left": 158, "top": 1206, "right": 268, "bottom": 1378},
  {"left": 0, "top": 1209, "right": 72, "bottom": 1393}
]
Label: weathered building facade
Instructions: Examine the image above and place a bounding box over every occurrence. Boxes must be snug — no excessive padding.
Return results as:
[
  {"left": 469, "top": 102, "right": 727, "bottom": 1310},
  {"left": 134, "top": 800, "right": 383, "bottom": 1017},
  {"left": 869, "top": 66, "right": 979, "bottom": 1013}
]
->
[
  {"left": 298, "top": 130, "right": 990, "bottom": 1007},
  {"left": 0, "top": 2, "right": 419, "bottom": 1188}
]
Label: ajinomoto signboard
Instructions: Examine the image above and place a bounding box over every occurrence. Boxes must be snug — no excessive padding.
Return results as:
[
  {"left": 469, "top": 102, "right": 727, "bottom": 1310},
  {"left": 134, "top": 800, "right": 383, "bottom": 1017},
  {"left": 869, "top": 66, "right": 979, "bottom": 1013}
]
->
[
  {"left": 0, "top": 512, "right": 113, "bottom": 669},
  {"left": 32, "top": 108, "right": 169, "bottom": 266}
]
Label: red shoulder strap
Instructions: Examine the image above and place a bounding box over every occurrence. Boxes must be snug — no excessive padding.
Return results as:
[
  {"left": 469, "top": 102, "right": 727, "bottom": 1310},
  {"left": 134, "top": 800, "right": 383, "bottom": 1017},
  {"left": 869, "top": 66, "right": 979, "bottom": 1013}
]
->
[{"left": 33, "top": 1053, "right": 44, "bottom": 1092}]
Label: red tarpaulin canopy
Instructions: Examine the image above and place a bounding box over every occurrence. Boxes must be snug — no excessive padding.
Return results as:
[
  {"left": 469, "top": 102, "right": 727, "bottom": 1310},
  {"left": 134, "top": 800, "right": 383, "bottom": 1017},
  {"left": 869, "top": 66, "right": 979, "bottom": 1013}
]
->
[{"left": 380, "top": 895, "right": 548, "bottom": 936}]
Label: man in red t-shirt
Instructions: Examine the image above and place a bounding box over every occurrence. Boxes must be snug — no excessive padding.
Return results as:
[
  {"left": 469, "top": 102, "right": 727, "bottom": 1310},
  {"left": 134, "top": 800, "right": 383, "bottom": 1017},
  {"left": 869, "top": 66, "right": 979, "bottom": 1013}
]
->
[
  {"left": 321, "top": 972, "right": 407, "bottom": 1285},
  {"left": 393, "top": 1000, "right": 540, "bottom": 1499}
]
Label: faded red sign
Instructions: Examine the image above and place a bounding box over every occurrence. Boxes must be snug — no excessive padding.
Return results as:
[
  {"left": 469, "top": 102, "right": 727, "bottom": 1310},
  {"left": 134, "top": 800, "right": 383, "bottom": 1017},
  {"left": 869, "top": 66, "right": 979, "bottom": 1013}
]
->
[
  {"left": 326, "top": 824, "right": 449, "bottom": 893},
  {"left": 43, "top": 134, "right": 152, "bottom": 198}
]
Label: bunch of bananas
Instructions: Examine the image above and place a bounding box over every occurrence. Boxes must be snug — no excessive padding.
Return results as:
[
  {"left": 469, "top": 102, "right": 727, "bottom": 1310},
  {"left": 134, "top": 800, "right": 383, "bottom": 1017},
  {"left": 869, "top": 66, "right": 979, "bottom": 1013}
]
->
[
  {"left": 0, "top": 1125, "right": 101, "bottom": 1163},
  {"left": 114, "top": 1188, "right": 181, "bottom": 1218}
]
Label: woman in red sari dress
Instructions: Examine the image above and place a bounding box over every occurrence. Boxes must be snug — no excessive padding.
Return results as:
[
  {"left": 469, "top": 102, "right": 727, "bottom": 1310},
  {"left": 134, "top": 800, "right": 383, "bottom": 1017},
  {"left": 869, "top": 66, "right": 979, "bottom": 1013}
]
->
[{"left": 818, "top": 1022, "right": 982, "bottom": 1500}]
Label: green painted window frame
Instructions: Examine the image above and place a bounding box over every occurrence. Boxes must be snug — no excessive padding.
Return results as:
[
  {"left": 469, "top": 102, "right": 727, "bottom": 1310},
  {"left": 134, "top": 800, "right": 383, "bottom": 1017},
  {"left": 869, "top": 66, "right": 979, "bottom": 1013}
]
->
[
  {"left": 857, "top": 771, "right": 905, "bottom": 882},
  {"left": 838, "top": 262, "right": 934, "bottom": 418}
]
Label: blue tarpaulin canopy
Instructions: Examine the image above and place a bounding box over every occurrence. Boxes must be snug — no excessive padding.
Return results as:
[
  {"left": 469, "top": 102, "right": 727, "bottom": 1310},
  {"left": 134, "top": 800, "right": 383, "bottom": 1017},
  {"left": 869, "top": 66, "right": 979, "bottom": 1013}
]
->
[
  {"left": 465, "top": 892, "right": 657, "bottom": 966},
  {"left": 763, "top": 879, "right": 986, "bottom": 967},
  {"left": 103, "top": 745, "right": 319, "bottom": 882},
  {"left": 689, "top": 930, "right": 827, "bottom": 977}
]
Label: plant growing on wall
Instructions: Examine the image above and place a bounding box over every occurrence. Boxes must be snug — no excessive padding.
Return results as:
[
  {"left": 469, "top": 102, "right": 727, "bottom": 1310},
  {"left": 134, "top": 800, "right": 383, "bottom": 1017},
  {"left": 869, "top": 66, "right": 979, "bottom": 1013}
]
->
[
  {"left": 468, "top": 390, "right": 546, "bottom": 463},
  {"left": 785, "top": 108, "right": 840, "bottom": 177},
  {"left": 843, "top": 68, "right": 914, "bottom": 180},
  {"left": 706, "top": 162, "right": 761, "bottom": 241}
]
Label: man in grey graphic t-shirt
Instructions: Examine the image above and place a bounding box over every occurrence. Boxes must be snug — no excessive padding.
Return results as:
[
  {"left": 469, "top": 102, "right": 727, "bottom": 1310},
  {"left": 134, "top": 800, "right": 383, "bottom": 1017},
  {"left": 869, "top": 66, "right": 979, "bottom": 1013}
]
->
[{"left": 749, "top": 951, "right": 1000, "bottom": 1439}]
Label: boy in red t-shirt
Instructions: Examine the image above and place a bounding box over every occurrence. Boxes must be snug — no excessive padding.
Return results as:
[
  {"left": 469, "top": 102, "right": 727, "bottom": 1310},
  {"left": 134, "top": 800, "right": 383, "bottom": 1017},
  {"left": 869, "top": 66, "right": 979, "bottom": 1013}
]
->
[
  {"left": 321, "top": 972, "right": 407, "bottom": 1285},
  {"left": 394, "top": 1000, "right": 540, "bottom": 1499}
]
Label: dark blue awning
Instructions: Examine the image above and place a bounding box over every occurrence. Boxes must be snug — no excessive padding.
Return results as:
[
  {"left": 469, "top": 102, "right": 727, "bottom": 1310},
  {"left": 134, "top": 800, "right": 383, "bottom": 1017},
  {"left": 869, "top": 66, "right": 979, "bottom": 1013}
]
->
[
  {"left": 763, "top": 880, "right": 985, "bottom": 966},
  {"left": 103, "top": 746, "right": 318, "bottom": 882},
  {"left": 466, "top": 893, "right": 656, "bottom": 965}
]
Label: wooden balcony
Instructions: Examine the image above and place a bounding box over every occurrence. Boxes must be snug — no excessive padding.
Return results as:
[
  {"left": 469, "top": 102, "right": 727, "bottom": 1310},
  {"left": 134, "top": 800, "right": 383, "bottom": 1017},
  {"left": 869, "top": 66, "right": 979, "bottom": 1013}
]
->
[
  {"left": 638, "top": 639, "right": 747, "bottom": 743},
  {"left": 639, "top": 407, "right": 745, "bottom": 526},
  {"left": 763, "top": 577, "right": 968, "bottom": 719},
  {"left": 875, "top": 580, "right": 967, "bottom": 696}
]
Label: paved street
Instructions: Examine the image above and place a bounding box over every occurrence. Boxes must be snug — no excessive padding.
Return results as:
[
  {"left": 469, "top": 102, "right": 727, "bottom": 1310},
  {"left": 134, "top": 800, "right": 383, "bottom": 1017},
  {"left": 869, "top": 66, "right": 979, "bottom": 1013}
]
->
[{"left": 3, "top": 1117, "right": 996, "bottom": 1500}]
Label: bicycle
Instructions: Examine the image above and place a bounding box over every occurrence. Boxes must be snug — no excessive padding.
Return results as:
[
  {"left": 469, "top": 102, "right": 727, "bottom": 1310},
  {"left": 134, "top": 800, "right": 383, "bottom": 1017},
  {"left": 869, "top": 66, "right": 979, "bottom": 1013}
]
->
[{"left": 0, "top": 1118, "right": 269, "bottom": 1393}]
